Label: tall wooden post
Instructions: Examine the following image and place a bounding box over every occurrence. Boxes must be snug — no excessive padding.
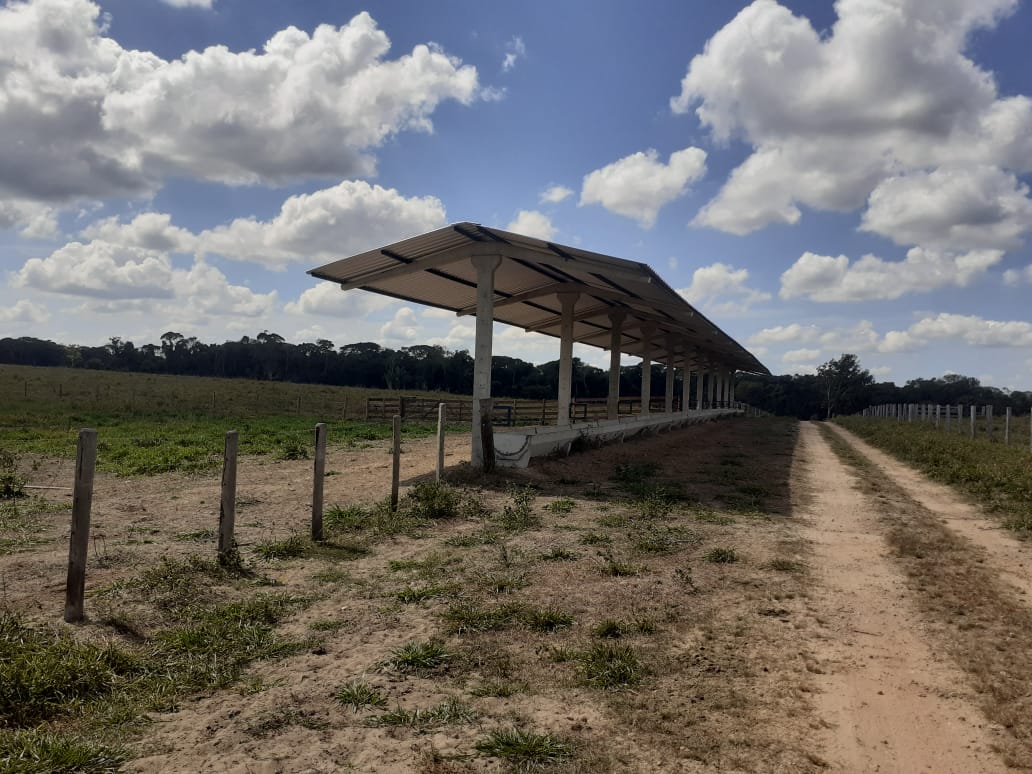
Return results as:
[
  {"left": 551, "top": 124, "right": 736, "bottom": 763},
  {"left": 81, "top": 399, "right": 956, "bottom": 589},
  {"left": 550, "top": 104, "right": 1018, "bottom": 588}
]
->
[
  {"left": 64, "top": 429, "right": 98, "bottom": 623},
  {"left": 969, "top": 405, "right": 975, "bottom": 440},
  {"left": 390, "top": 415, "right": 401, "bottom": 511},
  {"left": 218, "top": 430, "right": 238, "bottom": 565},
  {"left": 436, "top": 403, "right": 446, "bottom": 482},
  {"left": 1005, "top": 407, "right": 1011, "bottom": 446},
  {"left": 311, "top": 423, "right": 326, "bottom": 541},
  {"left": 987, "top": 405, "right": 993, "bottom": 442}
]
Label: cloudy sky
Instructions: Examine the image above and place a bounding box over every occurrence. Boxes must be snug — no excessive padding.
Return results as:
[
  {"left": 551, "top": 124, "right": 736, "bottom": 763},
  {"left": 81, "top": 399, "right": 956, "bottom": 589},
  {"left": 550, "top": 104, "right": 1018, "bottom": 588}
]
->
[{"left": 2, "top": 0, "right": 1031, "bottom": 387}]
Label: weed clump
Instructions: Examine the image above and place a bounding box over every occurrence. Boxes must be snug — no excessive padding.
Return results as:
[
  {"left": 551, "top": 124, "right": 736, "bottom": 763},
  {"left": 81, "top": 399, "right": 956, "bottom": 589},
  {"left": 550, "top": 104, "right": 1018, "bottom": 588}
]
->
[
  {"left": 387, "top": 639, "right": 450, "bottom": 673},
  {"left": 705, "top": 547, "right": 739, "bottom": 564},
  {"left": 0, "top": 728, "right": 126, "bottom": 773},
  {"left": 255, "top": 534, "right": 308, "bottom": 560},
  {"left": 575, "top": 643, "right": 648, "bottom": 689},
  {"left": 497, "top": 486, "right": 540, "bottom": 532},
  {"left": 335, "top": 679, "right": 388, "bottom": 711},
  {"left": 475, "top": 727, "right": 574, "bottom": 768},
  {"left": 0, "top": 449, "right": 25, "bottom": 499},
  {"left": 405, "top": 480, "right": 461, "bottom": 520}
]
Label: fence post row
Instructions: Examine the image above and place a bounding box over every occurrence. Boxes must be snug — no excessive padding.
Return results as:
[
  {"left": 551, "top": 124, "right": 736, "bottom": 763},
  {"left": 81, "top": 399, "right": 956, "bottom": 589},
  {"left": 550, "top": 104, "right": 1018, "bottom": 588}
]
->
[{"left": 64, "top": 428, "right": 98, "bottom": 623}]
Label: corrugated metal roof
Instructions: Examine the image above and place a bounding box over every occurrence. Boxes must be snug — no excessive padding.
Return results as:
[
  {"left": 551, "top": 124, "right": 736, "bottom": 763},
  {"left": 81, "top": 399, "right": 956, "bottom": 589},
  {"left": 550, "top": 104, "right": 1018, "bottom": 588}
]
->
[{"left": 308, "top": 222, "right": 770, "bottom": 375}]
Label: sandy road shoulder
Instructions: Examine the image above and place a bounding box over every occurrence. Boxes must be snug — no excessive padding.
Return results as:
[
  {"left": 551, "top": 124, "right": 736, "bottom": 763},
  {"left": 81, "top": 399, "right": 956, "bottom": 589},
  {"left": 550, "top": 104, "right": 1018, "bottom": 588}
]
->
[
  {"left": 794, "top": 421, "right": 1008, "bottom": 773},
  {"left": 826, "top": 422, "right": 1032, "bottom": 600}
]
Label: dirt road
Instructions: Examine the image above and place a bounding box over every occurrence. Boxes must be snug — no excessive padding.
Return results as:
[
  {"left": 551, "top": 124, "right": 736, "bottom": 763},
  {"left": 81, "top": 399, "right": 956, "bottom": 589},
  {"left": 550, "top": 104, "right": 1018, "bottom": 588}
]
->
[{"left": 794, "top": 421, "right": 1018, "bottom": 772}]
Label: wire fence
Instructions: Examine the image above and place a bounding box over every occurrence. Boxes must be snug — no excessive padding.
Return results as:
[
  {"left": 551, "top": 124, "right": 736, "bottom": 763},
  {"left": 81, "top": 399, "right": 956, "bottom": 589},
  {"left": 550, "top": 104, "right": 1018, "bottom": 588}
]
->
[{"left": 861, "top": 402, "right": 1032, "bottom": 450}]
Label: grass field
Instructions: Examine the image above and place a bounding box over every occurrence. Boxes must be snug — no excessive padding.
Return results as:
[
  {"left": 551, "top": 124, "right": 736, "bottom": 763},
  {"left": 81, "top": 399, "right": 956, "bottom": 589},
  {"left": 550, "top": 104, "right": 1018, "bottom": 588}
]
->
[
  {"left": 0, "top": 416, "right": 823, "bottom": 772},
  {"left": 0, "top": 365, "right": 464, "bottom": 475},
  {"left": 835, "top": 416, "right": 1032, "bottom": 532}
]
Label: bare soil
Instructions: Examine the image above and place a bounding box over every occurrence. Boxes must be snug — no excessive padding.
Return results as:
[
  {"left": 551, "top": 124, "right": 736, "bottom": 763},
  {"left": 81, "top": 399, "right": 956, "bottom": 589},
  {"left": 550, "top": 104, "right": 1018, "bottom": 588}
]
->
[{"left": 4, "top": 417, "right": 1032, "bottom": 772}]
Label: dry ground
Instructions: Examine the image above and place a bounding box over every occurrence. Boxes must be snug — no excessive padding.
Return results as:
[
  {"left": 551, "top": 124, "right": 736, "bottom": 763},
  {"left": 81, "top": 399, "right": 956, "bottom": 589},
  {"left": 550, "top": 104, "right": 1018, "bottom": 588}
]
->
[{"left": 3, "top": 416, "right": 1032, "bottom": 772}]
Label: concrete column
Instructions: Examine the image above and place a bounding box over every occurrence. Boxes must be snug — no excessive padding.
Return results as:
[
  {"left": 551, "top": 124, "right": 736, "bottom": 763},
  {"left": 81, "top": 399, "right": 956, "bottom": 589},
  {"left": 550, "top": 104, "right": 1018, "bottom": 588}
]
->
[
  {"left": 729, "top": 371, "right": 736, "bottom": 405},
  {"left": 639, "top": 324, "right": 655, "bottom": 416},
  {"left": 556, "top": 292, "right": 579, "bottom": 427},
  {"left": 471, "top": 255, "right": 502, "bottom": 470},
  {"left": 606, "top": 308, "right": 626, "bottom": 421},
  {"left": 708, "top": 366, "right": 717, "bottom": 407},
  {"left": 682, "top": 364, "right": 692, "bottom": 414},
  {"left": 664, "top": 336, "right": 676, "bottom": 413},
  {"left": 724, "top": 370, "right": 732, "bottom": 406},
  {"left": 696, "top": 368, "right": 705, "bottom": 410}
]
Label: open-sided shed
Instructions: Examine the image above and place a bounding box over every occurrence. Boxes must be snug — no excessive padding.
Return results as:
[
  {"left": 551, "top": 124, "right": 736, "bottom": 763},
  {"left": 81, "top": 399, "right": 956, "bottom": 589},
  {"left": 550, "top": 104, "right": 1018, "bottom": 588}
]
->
[{"left": 309, "top": 222, "right": 769, "bottom": 468}]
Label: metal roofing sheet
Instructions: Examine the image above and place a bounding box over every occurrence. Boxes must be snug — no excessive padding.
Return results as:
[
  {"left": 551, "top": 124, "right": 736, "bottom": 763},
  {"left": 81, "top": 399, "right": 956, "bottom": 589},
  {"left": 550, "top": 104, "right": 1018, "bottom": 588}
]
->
[{"left": 308, "top": 222, "right": 769, "bottom": 375}]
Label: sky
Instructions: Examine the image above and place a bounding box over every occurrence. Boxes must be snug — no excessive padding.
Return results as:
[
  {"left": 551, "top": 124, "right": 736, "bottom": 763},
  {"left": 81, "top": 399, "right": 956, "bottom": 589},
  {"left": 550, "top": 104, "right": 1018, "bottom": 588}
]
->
[{"left": 2, "top": 0, "right": 1032, "bottom": 389}]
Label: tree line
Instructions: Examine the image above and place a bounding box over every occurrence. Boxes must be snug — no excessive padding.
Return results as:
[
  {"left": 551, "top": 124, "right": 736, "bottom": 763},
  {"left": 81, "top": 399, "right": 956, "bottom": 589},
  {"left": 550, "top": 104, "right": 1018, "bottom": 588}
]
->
[{"left": 1, "top": 335, "right": 1028, "bottom": 419}]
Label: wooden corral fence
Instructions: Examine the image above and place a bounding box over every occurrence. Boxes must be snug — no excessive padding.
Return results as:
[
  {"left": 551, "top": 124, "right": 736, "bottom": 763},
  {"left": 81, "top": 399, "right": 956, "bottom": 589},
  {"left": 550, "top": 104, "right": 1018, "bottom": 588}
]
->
[
  {"left": 861, "top": 402, "right": 1032, "bottom": 451},
  {"left": 366, "top": 395, "right": 684, "bottom": 425}
]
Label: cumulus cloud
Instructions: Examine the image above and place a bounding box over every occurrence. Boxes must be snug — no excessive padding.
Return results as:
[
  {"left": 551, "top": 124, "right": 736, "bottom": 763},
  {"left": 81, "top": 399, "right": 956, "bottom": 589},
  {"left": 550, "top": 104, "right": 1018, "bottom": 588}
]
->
[
  {"left": 502, "top": 35, "right": 525, "bottom": 72},
  {"left": 285, "top": 282, "right": 396, "bottom": 318},
  {"left": 861, "top": 165, "right": 1032, "bottom": 250},
  {"left": 12, "top": 238, "right": 275, "bottom": 316},
  {"left": 0, "top": 1, "right": 479, "bottom": 202},
  {"left": 539, "top": 185, "right": 573, "bottom": 205},
  {"left": 505, "top": 209, "right": 556, "bottom": 241},
  {"left": 677, "top": 262, "right": 770, "bottom": 314},
  {"left": 748, "top": 319, "right": 879, "bottom": 355},
  {"left": 160, "top": 0, "right": 213, "bottom": 7},
  {"left": 1003, "top": 265, "right": 1032, "bottom": 286},
  {"left": 748, "top": 323, "right": 821, "bottom": 347},
  {"left": 379, "top": 307, "right": 421, "bottom": 343},
  {"left": 883, "top": 313, "right": 1032, "bottom": 350},
  {"left": 580, "top": 147, "right": 706, "bottom": 228},
  {"left": 783, "top": 348, "right": 820, "bottom": 363},
  {"left": 0, "top": 200, "right": 58, "bottom": 239},
  {"left": 0, "top": 299, "right": 50, "bottom": 324},
  {"left": 672, "top": 0, "right": 1032, "bottom": 252},
  {"left": 81, "top": 212, "right": 197, "bottom": 253},
  {"left": 779, "top": 247, "right": 1002, "bottom": 302},
  {"left": 195, "top": 181, "right": 447, "bottom": 268}
]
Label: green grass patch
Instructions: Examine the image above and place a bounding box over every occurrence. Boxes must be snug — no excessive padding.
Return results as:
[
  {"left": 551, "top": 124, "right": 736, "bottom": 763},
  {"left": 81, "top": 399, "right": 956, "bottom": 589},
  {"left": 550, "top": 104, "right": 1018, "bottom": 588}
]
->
[
  {"left": 0, "top": 728, "right": 126, "bottom": 773},
  {"left": 575, "top": 643, "right": 649, "bottom": 689},
  {"left": 335, "top": 679, "right": 388, "bottom": 711},
  {"left": 704, "top": 547, "right": 739, "bottom": 564},
  {"left": 387, "top": 639, "right": 451, "bottom": 673},
  {"left": 539, "top": 546, "right": 578, "bottom": 562},
  {"left": 544, "top": 497, "right": 575, "bottom": 515},
  {"left": 475, "top": 727, "right": 574, "bottom": 768},
  {"left": 371, "top": 697, "right": 476, "bottom": 728}
]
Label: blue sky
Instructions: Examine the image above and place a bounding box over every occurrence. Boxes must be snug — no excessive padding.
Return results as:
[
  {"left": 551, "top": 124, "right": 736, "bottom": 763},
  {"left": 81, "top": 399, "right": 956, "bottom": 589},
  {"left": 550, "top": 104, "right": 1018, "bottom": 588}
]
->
[{"left": 2, "top": 0, "right": 1032, "bottom": 388}]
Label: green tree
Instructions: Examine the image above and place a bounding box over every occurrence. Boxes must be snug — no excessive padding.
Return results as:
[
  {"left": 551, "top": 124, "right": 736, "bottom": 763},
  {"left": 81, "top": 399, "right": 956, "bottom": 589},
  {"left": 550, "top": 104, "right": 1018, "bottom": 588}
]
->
[{"left": 817, "top": 353, "right": 873, "bottom": 418}]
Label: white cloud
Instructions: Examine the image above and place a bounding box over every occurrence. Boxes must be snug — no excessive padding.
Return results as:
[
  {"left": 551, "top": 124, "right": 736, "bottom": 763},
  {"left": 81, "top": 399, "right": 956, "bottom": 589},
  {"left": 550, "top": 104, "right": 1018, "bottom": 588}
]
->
[
  {"left": 779, "top": 247, "right": 1002, "bottom": 302},
  {"left": 580, "top": 147, "right": 707, "bottom": 228},
  {"left": 884, "top": 313, "right": 1032, "bottom": 350},
  {"left": 0, "top": 1, "right": 479, "bottom": 203},
  {"left": 502, "top": 35, "right": 525, "bottom": 72},
  {"left": 506, "top": 209, "right": 556, "bottom": 241},
  {"left": 0, "top": 200, "right": 59, "bottom": 239},
  {"left": 870, "top": 365, "right": 892, "bottom": 378},
  {"left": 783, "top": 348, "right": 820, "bottom": 363},
  {"left": 748, "top": 323, "right": 820, "bottom": 347},
  {"left": 379, "top": 307, "right": 421, "bottom": 343},
  {"left": 677, "top": 262, "right": 770, "bottom": 314},
  {"left": 0, "top": 299, "right": 50, "bottom": 324},
  {"left": 427, "top": 320, "right": 476, "bottom": 350},
  {"left": 196, "top": 181, "right": 447, "bottom": 269},
  {"left": 81, "top": 212, "right": 197, "bottom": 253},
  {"left": 1003, "top": 265, "right": 1032, "bottom": 286},
  {"left": 160, "top": 0, "right": 213, "bottom": 7},
  {"left": 672, "top": 0, "right": 1032, "bottom": 252},
  {"left": 285, "top": 282, "right": 395, "bottom": 318},
  {"left": 14, "top": 242, "right": 176, "bottom": 300},
  {"left": 861, "top": 165, "right": 1032, "bottom": 250},
  {"left": 539, "top": 185, "right": 573, "bottom": 205}
]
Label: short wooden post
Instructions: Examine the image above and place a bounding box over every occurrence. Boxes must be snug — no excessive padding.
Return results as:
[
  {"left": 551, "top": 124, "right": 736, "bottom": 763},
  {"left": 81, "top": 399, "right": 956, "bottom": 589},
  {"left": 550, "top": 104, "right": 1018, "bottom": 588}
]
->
[
  {"left": 436, "top": 403, "right": 446, "bottom": 482},
  {"left": 311, "top": 423, "right": 326, "bottom": 541},
  {"left": 479, "top": 398, "right": 496, "bottom": 473},
  {"left": 64, "top": 429, "right": 98, "bottom": 623},
  {"left": 987, "top": 405, "right": 993, "bottom": 442},
  {"left": 935, "top": 404, "right": 940, "bottom": 429},
  {"left": 1005, "top": 407, "right": 1011, "bottom": 446},
  {"left": 970, "top": 405, "right": 975, "bottom": 440},
  {"left": 218, "top": 430, "right": 238, "bottom": 565},
  {"left": 343, "top": 396, "right": 349, "bottom": 420},
  {"left": 540, "top": 399, "right": 547, "bottom": 426},
  {"left": 211, "top": 391, "right": 216, "bottom": 412},
  {"left": 297, "top": 395, "right": 302, "bottom": 415},
  {"left": 390, "top": 415, "right": 401, "bottom": 511}
]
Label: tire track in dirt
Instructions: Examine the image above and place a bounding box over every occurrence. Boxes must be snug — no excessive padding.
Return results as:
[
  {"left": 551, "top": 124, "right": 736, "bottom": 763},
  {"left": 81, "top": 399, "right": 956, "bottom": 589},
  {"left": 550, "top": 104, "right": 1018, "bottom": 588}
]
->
[
  {"left": 826, "top": 422, "right": 1032, "bottom": 600},
  {"left": 794, "top": 421, "right": 1008, "bottom": 773}
]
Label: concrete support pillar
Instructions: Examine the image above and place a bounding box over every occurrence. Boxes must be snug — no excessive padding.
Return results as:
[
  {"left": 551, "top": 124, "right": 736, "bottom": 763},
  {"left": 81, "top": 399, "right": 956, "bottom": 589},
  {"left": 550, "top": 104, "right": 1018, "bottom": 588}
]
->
[
  {"left": 696, "top": 368, "right": 705, "bottom": 410},
  {"left": 729, "top": 371, "right": 736, "bottom": 406},
  {"left": 471, "top": 255, "right": 502, "bottom": 470},
  {"left": 556, "top": 292, "right": 579, "bottom": 427},
  {"left": 640, "top": 324, "right": 655, "bottom": 416},
  {"left": 664, "top": 336, "right": 676, "bottom": 413},
  {"left": 606, "top": 308, "right": 625, "bottom": 421},
  {"left": 682, "top": 364, "right": 692, "bottom": 415},
  {"left": 724, "top": 370, "right": 732, "bottom": 406},
  {"left": 708, "top": 366, "right": 717, "bottom": 407}
]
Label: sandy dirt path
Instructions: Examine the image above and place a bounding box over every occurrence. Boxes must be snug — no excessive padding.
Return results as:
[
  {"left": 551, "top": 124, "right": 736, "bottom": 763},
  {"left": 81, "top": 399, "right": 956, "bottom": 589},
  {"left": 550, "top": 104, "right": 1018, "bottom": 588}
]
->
[
  {"left": 794, "top": 422, "right": 1008, "bottom": 773},
  {"left": 825, "top": 422, "right": 1032, "bottom": 600}
]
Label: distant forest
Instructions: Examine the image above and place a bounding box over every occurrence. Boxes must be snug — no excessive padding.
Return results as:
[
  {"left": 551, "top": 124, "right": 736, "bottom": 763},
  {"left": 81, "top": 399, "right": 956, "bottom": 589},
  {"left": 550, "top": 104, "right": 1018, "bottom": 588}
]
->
[{"left": 1, "top": 333, "right": 1028, "bottom": 419}]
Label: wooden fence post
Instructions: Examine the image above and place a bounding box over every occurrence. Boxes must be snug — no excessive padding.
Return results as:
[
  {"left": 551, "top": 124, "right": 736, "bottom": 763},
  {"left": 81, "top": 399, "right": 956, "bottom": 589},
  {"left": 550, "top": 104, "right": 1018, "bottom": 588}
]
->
[
  {"left": 311, "top": 423, "right": 326, "bottom": 541},
  {"left": 986, "top": 405, "right": 993, "bottom": 442},
  {"left": 391, "top": 415, "right": 401, "bottom": 511},
  {"left": 969, "top": 405, "right": 975, "bottom": 440},
  {"left": 436, "top": 403, "right": 446, "bottom": 482},
  {"left": 64, "top": 428, "right": 98, "bottom": 623},
  {"left": 218, "top": 430, "right": 238, "bottom": 565},
  {"left": 1005, "top": 407, "right": 1011, "bottom": 446}
]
